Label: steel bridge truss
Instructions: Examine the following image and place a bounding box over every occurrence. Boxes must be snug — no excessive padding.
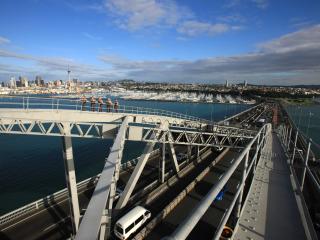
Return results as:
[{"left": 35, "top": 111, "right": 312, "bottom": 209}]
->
[
  {"left": 0, "top": 112, "right": 259, "bottom": 240},
  {"left": 141, "top": 125, "right": 256, "bottom": 148},
  {"left": 0, "top": 117, "right": 257, "bottom": 148}
]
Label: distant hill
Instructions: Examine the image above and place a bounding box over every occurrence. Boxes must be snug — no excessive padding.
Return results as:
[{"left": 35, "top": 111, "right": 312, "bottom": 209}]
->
[{"left": 245, "top": 84, "right": 320, "bottom": 89}]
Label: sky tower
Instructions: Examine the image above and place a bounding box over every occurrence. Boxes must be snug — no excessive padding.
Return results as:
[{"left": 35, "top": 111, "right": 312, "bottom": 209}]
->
[{"left": 67, "top": 65, "right": 71, "bottom": 83}]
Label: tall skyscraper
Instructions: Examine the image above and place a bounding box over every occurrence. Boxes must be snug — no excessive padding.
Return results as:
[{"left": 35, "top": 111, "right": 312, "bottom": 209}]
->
[
  {"left": 244, "top": 80, "right": 248, "bottom": 87},
  {"left": 19, "top": 76, "right": 29, "bottom": 87},
  {"left": 225, "top": 80, "right": 229, "bottom": 88},
  {"left": 35, "top": 76, "right": 42, "bottom": 86}
]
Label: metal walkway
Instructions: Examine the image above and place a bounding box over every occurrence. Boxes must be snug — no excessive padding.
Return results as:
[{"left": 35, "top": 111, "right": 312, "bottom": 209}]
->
[{"left": 234, "top": 132, "right": 307, "bottom": 240}]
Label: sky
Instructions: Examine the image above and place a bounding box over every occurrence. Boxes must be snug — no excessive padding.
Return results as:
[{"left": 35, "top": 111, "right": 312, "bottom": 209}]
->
[{"left": 0, "top": 0, "right": 320, "bottom": 85}]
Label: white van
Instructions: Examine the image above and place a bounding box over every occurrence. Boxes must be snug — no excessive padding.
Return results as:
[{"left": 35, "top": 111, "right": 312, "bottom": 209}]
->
[{"left": 114, "top": 206, "right": 151, "bottom": 239}]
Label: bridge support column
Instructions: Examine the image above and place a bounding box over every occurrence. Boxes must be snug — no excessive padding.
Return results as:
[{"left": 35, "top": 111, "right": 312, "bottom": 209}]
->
[
  {"left": 61, "top": 123, "right": 80, "bottom": 235},
  {"left": 159, "top": 142, "right": 166, "bottom": 183},
  {"left": 291, "top": 131, "right": 299, "bottom": 165},
  {"left": 300, "top": 140, "right": 311, "bottom": 192},
  {"left": 236, "top": 151, "right": 249, "bottom": 218}
]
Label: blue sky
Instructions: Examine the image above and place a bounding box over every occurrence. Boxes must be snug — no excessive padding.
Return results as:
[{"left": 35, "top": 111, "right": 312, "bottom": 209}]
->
[{"left": 0, "top": 0, "right": 320, "bottom": 85}]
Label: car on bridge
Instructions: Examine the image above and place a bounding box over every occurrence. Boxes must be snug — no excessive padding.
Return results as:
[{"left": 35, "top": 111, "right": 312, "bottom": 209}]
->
[{"left": 114, "top": 206, "right": 151, "bottom": 239}]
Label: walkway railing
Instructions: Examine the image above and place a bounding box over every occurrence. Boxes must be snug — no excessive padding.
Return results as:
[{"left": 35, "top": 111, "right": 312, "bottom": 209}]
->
[
  {"left": 0, "top": 96, "right": 208, "bottom": 123},
  {"left": 278, "top": 105, "right": 320, "bottom": 238}
]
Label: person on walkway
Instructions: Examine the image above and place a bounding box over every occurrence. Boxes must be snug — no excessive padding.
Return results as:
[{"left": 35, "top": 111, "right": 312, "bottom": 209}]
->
[
  {"left": 98, "top": 97, "right": 104, "bottom": 112},
  {"left": 106, "top": 98, "right": 113, "bottom": 112},
  {"left": 90, "top": 96, "right": 96, "bottom": 112},
  {"left": 114, "top": 99, "right": 119, "bottom": 112},
  {"left": 80, "top": 95, "right": 87, "bottom": 111}
]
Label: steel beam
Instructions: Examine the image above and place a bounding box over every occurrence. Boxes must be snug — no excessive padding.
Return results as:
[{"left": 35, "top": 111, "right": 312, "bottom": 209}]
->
[
  {"left": 196, "top": 146, "right": 200, "bottom": 161},
  {"left": 75, "top": 116, "right": 130, "bottom": 240},
  {"left": 159, "top": 142, "right": 166, "bottom": 183},
  {"left": 115, "top": 141, "right": 156, "bottom": 209},
  {"left": 187, "top": 145, "right": 192, "bottom": 161},
  {"left": 115, "top": 122, "right": 168, "bottom": 210},
  {"left": 61, "top": 123, "right": 80, "bottom": 235},
  {"left": 167, "top": 133, "right": 180, "bottom": 173}
]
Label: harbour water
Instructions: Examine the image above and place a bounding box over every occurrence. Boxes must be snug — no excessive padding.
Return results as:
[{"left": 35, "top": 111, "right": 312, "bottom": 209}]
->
[
  {"left": 285, "top": 104, "right": 320, "bottom": 154},
  {"left": 0, "top": 99, "right": 250, "bottom": 215}
]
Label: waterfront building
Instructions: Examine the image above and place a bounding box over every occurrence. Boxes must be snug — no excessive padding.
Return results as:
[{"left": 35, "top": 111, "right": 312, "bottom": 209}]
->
[{"left": 9, "top": 77, "right": 16, "bottom": 88}]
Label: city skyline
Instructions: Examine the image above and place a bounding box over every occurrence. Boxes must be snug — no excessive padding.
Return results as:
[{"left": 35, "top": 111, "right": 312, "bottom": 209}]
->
[{"left": 0, "top": 0, "right": 320, "bottom": 85}]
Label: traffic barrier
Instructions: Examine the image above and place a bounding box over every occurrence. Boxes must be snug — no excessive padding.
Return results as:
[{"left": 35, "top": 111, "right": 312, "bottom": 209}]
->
[{"left": 0, "top": 149, "right": 159, "bottom": 227}]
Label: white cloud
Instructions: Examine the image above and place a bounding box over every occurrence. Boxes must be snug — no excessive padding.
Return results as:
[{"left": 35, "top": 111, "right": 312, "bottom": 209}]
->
[
  {"left": 224, "top": 0, "right": 269, "bottom": 9},
  {"left": 0, "top": 36, "right": 10, "bottom": 45},
  {"left": 104, "top": 0, "right": 237, "bottom": 37},
  {"left": 105, "top": 0, "right": 191, "bottom": 31},
  {"left": 1, "top": 24, "right": 319, "bottom": 84},
  {"left": 96, "top": 24, "right": 320, "bottom": 84},
  {"left": 177, "top": 21, "right": 230, "bottom": 36},
  {"left": 0, "top": 49, "right": 121, "bottom": 80},
  {"left": 258, "top": 24, "right": 320, "bottom": 53}
]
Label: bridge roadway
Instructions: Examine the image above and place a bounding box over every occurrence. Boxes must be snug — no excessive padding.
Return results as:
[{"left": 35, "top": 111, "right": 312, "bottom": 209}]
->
[
  {"left": 140, "top": 149, "right": 242, "bottom": 240},
  {"left": 0, "top": 145, "right": 211, "bottom": 240}
]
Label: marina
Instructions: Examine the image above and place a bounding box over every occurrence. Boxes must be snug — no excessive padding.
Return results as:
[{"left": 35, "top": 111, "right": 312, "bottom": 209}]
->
[{"left": 54, "top": 89, "right": 256, "bottom": 104}]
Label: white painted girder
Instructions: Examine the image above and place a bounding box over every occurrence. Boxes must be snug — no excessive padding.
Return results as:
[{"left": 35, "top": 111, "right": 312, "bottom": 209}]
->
[{"left": 75, "top": 116, "right": 131, "bottom": 240}]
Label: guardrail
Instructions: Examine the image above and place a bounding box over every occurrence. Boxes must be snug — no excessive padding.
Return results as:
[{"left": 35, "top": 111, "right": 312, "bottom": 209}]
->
[
  {"left": 0, "top": 96, "right": 207, "bottom": 123},
  {"left": 277, "top": 105, "right": 320, "bottom": 239},
  {"left": 0, "top": 149, "right": 159, "bottom": 227},
  {"left": 278, "top": 103, "right": 320, "bottom": 190}
]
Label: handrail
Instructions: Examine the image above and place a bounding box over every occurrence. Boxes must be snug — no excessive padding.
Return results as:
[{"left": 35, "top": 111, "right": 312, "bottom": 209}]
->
[{"left": 0, "top": 96, "right": 210, "bottom": 124}]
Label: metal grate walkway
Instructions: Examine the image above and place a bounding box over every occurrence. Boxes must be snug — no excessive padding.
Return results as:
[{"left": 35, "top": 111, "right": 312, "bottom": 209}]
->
[{"left": 234, "top": 132, "right": 307, "bottom": 240}]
